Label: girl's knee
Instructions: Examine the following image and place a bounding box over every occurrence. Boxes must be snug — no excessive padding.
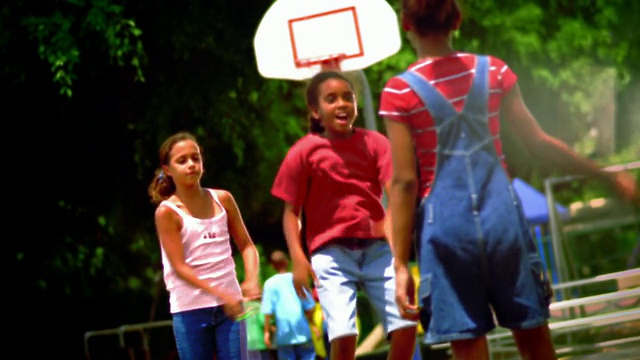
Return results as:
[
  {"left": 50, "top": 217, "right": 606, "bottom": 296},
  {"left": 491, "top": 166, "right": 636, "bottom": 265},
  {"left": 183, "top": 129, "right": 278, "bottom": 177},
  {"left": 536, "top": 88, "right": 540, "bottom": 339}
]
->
[
  {"left": 451, "top": 336, "right": 489, "bottom": 360},
  {"left": 389, "top": 326, "right": 417, "bottom": 344}
]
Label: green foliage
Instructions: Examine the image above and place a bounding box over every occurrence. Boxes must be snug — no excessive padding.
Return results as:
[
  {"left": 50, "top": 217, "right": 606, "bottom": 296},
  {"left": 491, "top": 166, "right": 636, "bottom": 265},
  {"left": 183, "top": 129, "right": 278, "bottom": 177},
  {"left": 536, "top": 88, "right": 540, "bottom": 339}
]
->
[
  {"left": 457, "top": 0, "right": 637, "bottom": 153},
  {"left": 20, "top": 0, "right": 145, "bottom": 97}
]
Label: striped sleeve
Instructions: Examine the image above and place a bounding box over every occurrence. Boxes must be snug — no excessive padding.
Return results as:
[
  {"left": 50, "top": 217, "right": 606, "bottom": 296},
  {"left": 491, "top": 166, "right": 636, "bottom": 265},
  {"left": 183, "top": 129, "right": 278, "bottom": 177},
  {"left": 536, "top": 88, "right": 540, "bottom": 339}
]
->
[{"left": 378, "top": 75, "right": 425, "bottom": 125}]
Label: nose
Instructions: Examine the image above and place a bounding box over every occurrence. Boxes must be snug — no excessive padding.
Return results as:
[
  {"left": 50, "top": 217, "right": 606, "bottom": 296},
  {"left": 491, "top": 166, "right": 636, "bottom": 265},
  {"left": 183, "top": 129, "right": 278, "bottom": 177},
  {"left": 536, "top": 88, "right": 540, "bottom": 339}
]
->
[{"left": 336, "top": 98, "right": 349, "bottom": 108}]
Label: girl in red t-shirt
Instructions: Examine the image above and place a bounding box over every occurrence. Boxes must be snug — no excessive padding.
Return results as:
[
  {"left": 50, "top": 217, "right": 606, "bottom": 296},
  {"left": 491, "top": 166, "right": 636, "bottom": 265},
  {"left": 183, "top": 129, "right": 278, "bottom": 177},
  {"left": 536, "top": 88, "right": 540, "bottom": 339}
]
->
[{"left": 271, "top": 71, "right": 418, "bottom": 360}]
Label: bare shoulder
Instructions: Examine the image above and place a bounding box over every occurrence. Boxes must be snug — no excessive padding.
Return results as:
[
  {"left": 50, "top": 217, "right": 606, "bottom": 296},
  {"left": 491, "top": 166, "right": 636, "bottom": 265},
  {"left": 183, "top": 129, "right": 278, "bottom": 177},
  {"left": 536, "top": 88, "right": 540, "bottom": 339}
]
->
[
  {"left": 212, "top": 189, "right": 235, "bottom": 207},
  {"left": 155, "top": 202, "right": 176, "bottom": 219}
]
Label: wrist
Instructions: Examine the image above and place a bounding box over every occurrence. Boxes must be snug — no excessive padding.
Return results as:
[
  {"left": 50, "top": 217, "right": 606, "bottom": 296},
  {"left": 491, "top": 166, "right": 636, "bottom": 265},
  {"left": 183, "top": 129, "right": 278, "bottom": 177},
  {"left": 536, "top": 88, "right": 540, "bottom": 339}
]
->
[
  {"left": 394, "top": 258, "right": 410, "bottom": 269},
  {"left": 243, "top": 276, "right": 260, "bottom": 285},
  {"left": 291, "top": 254, "right": 309, "bottom": 266}
]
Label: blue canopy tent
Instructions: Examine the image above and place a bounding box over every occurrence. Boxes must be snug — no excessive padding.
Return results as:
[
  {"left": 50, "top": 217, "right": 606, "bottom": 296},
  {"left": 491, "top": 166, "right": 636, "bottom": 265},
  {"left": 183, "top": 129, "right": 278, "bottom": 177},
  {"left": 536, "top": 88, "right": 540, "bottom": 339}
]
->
[
  {"left": 513, "top": 177, "right": 569, "bottom": 225},
  {"left": 512, "top": 178, "right": 569, "bottom": 291}
]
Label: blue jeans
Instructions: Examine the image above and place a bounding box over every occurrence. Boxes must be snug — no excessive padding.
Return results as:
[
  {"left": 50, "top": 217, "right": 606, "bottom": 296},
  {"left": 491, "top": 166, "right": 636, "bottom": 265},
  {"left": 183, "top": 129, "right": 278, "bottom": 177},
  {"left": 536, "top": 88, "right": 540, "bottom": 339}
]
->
[
  {"left": 277, "top": 342, "right": 316, "bottom": 360},
  {"left": 172, "top": 305, "right": 247, "bottom": 360},
  {"left": 247, "top": 350, "right": 272, "bottom": 360}
]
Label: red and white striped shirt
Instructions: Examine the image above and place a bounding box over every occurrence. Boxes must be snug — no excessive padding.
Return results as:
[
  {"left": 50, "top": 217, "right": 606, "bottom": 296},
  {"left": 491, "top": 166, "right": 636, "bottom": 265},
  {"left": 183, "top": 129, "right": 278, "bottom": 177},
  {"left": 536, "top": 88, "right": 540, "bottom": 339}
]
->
[{"left": 379, "top": 52, "right": 518, "bottom": 198}]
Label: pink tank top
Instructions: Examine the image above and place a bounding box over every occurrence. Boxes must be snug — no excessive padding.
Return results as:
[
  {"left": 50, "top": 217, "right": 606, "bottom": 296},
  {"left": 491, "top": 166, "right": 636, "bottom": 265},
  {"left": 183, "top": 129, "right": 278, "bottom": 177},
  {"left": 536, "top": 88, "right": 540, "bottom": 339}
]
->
[{"left": 159, "top": 189, "right": 242, "bottom": 313}]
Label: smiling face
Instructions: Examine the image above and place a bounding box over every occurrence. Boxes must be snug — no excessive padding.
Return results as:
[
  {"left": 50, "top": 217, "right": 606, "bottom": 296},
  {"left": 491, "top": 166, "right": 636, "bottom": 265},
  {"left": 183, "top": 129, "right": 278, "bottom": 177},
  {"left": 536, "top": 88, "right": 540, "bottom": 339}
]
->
[
  {"left": 162, "top": 139, "right": 203, "bottom": 187},
  {"left": 311, "top": 78, "right": 357, "bottom": 139}
]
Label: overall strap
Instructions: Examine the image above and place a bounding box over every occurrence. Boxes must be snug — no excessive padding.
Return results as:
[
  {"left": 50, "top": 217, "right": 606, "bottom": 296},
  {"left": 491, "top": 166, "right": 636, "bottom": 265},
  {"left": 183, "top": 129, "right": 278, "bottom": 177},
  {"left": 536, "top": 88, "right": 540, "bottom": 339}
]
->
[
  {"left": 462, "top": 55, "right": 489, "bottom": 116},
  {"left": 398, "top": 71, "right": 457, "bottom": 124}
]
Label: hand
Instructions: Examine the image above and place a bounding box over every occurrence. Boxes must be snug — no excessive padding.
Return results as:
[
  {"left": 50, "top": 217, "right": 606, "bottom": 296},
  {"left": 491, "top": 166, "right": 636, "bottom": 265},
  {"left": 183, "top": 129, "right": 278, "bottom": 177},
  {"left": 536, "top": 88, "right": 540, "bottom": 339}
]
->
[
  {"left": 310, "top": 324, "right": 321, "bottom": 338},
  {"left": 241, "top": 279, "right": 261, "bottom": 301},
  {"left": 394, "top": 262, "right": 420, "bottom": 321},
  {"left": 264, "top": 330, "right": 273, "bottom": 349},
  {"left": 611, "top": 171, "right": 640, "bottom": 206},
  {"left": 292, "top": 258, "right": 318, "bottom": 299},
  {"left": 222, "top": 298, "right": 245, "bottom": 320}
]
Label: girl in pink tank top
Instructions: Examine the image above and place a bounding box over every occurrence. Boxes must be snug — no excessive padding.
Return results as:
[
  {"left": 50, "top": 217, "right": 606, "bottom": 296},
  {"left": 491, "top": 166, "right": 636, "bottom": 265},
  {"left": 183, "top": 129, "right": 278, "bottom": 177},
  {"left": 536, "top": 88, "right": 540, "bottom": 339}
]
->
[{"left": 148, "top": 131, "right": 261, "bottom": 360}]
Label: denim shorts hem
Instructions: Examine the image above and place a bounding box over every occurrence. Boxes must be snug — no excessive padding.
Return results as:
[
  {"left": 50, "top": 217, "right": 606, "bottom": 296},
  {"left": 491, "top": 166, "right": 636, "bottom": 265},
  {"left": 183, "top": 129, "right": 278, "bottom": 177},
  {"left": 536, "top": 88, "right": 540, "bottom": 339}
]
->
[
  {"left": 425, "top": 329, "right": 493, "bottom": 345},
  {"left": 499, "top": 317, "right": 549, "bottom": 330}
]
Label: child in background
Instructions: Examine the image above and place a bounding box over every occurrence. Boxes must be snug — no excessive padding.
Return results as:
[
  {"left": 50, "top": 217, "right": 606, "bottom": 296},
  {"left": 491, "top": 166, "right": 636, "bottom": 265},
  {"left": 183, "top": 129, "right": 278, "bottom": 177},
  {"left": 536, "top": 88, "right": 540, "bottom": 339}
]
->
[
  {"left": 271, "top": 70, "right": 417, "bottom": 360},
  {"left": 148, "top": 131, "right": 261, "bottom": 360},
  {"left": 381, "top": 1, "right": 639, "bottom": 359},
  {"left": 245, "top": 296, "right": 274, "bottom": 360},
  {"left": 261, "top": 250, "right": 317, "bottom": 360}
]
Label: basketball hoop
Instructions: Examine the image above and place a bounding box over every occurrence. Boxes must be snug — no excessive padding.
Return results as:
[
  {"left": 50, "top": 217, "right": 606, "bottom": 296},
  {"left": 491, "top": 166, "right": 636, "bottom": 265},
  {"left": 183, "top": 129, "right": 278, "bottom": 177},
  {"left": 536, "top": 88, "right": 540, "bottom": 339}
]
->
[
  {"left": 253, "top": 0, "right": 402, "bottom": 133},
  {"left": 294, "top": 53, "right": 347, "bottom": 71},
  {"left": 253, "top": 0, "right": 401, "bottom": 81}
]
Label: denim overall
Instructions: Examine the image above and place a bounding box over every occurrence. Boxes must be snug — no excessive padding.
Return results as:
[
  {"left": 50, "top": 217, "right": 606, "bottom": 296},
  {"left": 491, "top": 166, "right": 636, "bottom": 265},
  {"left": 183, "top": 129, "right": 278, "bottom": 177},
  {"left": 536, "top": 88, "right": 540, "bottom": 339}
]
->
[{"left": 399, "top": 56, "right": 551, "bottom": 344}]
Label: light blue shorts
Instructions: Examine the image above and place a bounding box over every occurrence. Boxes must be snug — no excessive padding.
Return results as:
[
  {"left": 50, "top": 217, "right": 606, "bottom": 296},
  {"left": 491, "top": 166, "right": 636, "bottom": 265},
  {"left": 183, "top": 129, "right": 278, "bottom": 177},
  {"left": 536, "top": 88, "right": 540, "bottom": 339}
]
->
[{"left": 310, "top": 239, "right": 417, "bottom": 342}]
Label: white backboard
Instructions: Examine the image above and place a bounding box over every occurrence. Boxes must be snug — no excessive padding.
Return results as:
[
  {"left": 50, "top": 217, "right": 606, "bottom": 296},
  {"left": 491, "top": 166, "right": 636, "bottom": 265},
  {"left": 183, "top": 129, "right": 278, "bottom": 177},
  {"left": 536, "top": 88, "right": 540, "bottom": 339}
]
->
[{"left": 254, "top": 0, "right": 402, "bottom": 81}]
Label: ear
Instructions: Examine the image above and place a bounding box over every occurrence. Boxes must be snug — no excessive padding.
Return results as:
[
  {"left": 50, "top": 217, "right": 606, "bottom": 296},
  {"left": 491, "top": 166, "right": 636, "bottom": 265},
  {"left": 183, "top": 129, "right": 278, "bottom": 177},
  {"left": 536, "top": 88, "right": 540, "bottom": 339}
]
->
[
  {"left": 310, "top": 107, "right": 320, "bottom": 120},
  {"left": 161, "top": 165, "right": 171, "bottom": 177},
  {"left": 454, "top": 14, "right": 462, "bottom": 30},
  {"left": 401, "top": 15, "right": 411, "bottom": 32}
]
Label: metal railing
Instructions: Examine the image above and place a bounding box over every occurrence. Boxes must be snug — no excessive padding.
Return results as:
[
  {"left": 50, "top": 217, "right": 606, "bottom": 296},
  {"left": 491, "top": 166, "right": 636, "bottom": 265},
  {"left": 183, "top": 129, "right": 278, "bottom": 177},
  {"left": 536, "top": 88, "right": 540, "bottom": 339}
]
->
[
  {"left": 84, "top": 320, "right": 172, "bottom": 360},
  {"left": 544, "top": 160, "right": 640, "bottom": 299}
]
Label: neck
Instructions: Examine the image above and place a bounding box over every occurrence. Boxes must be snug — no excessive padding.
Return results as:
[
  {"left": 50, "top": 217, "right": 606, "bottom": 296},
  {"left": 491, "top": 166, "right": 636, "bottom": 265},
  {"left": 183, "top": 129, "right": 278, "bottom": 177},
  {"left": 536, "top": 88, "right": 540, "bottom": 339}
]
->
[
  {"left": 323, "top": 127, "right": 355, "bottom": 140},
  {"left": 174, "top": 185, "right": 204, "bottom": 202},
  {"left": 411, "top": 33, "right": 456, "bottom": 60}
]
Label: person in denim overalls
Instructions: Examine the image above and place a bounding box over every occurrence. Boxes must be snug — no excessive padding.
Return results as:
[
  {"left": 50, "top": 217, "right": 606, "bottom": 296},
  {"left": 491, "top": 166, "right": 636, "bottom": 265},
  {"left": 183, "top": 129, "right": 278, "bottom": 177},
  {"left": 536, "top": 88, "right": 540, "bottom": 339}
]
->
[
  {"left": 400, "top": 54, "right": 556, "bottom": 355},
  {"left": 380, "top": 1, "right": 640, "bottom": 359}
]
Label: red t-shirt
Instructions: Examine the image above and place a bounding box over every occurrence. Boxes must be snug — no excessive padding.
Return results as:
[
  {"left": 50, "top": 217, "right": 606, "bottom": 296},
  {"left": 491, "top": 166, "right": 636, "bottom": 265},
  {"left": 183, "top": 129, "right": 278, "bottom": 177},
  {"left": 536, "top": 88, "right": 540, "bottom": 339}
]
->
[
  {"left": 379, "top": 52, "right": 518, "bottom": 198},
  {"left": 271, "top": 129, "right": 391, "bottom": 254}
]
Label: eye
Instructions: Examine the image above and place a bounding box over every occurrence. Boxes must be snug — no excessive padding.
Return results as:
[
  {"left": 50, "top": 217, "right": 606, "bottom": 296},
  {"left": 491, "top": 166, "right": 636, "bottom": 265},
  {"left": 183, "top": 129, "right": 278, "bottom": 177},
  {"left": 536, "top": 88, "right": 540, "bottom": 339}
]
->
[
  {"left": 324, "top": 94, "right": 337, "bottom": 104},
  {"left": 342, "top": 92, "right": 355, "bottom": 103}
]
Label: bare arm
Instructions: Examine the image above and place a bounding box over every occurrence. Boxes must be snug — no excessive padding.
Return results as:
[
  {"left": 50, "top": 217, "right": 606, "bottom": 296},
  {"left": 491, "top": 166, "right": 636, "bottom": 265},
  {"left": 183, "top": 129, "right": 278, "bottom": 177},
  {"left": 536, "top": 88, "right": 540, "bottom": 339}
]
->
[
  {"left": 501, "top": 83, "right": 638, "bottom": 203},
  {"left": 155, "top": 205, "right": 238, "bottom": 303},
  {"left": 383, "top": 119, "right": 419, "bottom": 267},
  {"left": 283, "top": 202, "right": 317, "bottom": 297},
  {"left": 384, "top": 117, "right": 421, "bottom": 320},
  {"left": 218, "top": 189, "right": 261, "bottom": 300},
  {"left": 382, "top": 180, "right": 394, "bottom": 250},
  {"left": 263, "top": 313, "right": 274, "bottom": 348},
  {"left": 283, "top": 202, "right": 307, "bottom": 265}
]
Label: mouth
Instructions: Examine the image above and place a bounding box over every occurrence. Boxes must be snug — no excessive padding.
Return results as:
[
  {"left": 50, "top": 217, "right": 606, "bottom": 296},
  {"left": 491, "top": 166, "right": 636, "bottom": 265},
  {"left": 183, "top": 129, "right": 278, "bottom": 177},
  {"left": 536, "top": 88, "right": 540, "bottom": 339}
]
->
[{"left": 335, "top": 113, "right": 350, "bottom": 124}]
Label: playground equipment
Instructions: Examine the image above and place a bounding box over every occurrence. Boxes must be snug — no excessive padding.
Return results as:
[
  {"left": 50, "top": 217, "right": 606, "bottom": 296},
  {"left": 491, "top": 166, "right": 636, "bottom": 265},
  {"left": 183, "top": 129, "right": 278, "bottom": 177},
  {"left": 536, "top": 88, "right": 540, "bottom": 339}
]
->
[
  {"left": 544, "top": 161, "right": 640, "bottom": 298},
  {"left": 253, "top": 0, "right": 402, "bottom": 134},
  {"left": 83, "top": 320, "right": 174, "bottom": 360}
]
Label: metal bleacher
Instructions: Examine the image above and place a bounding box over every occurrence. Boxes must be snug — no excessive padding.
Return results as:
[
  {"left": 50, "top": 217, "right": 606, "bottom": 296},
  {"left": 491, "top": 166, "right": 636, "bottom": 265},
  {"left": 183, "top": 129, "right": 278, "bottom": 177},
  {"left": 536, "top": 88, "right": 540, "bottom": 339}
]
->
[
  {"left": 484, "top": 268, "right": 640, "bottom": 359},
  {"left": 427, "top": 163, "right": 640, "bottom": 360},
  {"left": 481, "top": 162, "right": 640, "bottom": 359}
]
